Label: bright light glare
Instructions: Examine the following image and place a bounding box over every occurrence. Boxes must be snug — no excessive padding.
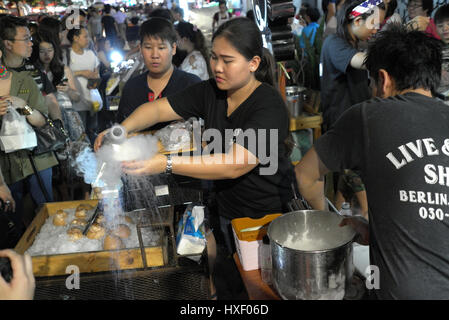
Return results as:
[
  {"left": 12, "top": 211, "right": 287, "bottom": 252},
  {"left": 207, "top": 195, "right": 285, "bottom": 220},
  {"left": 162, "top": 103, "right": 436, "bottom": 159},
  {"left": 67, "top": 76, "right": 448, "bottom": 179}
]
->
[{"left": 110, "top": 51, "right": 123, "bottom": 64}]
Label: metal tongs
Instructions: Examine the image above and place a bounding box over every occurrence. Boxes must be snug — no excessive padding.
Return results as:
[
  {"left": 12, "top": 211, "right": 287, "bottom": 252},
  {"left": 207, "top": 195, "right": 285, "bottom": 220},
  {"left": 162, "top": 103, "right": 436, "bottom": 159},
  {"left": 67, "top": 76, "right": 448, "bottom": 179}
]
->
[
  {"left": 287, "top": 182, "right": 310, "bottom": 211},
  {"left": 83, "top": 205, "right": 101, "bottom": 235},
  {"left": 287, "top": 182, "right": 341, "bottom": 214}
]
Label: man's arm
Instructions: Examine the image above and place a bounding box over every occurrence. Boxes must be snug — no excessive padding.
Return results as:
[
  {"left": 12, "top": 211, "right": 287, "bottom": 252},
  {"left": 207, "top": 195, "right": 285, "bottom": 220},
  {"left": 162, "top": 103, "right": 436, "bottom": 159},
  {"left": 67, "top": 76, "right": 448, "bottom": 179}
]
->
[{"left": 295, "top": 146, "right": 330, "bottom": 210}]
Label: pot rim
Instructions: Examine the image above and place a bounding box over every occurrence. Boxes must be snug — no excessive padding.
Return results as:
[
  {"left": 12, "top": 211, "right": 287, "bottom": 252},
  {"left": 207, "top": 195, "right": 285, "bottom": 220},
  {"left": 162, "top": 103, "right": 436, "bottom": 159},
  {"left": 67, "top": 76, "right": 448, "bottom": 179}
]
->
[{"left": 267, "top": 210, "right": 356, "bottom": 253}]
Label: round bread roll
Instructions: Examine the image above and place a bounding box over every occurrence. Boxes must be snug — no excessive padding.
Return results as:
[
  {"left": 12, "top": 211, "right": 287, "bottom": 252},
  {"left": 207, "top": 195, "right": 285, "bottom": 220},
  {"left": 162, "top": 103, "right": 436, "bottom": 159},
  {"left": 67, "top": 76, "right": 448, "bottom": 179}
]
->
[
  {"left": 53, "top": 211, "right": 67, "bottom": 226},
  {"left": 71, "top": 218, "right": 87, "bottom": 227},
  {"left": 103, "top": 235, "right": 124, "bottom": 250},
  {"left": 111, "top": 224, "right": 131, "bottom": 239},
  {"left": 86, "top": 223, "right": 106, "bottom": 240},
  {"left": 75, "top": 208, "right": 87, "bottom": 219},
  {"left": 95, "top": 214, "right": 105, "bottom": 225},
  {"left": 67, "top": 227, "right": 83, "bottom": 241},
  {"left": 55, "top": 209, "right": 68, "bottom": 218}
]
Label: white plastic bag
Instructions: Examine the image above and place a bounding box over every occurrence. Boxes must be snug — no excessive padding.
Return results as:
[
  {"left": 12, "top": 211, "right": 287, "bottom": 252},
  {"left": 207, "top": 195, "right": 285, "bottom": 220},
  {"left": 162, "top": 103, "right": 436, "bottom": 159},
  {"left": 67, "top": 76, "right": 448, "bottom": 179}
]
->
[
  {"left": 155, "top": 119, "right": 193, "bottom": 151},
  {"left": 90, "top": 89, "right": 103, "bottom": 113},
  {"left": 0, "top": 107, "right": 37, "bottom": 153},
  {"left": 176, "top": 205, "right": 206, "bottom": 259}
]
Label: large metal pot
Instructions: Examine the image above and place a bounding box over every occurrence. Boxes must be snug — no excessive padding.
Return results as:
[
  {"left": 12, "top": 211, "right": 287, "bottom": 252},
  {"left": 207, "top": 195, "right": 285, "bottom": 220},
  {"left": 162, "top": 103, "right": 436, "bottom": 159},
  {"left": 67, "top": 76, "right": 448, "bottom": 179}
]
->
[
  {"left": 267, "top": 210, "right": 356, "bottom": 300},
  {"left": 285, "top": 86, "right": 306, "bottom": 117}
]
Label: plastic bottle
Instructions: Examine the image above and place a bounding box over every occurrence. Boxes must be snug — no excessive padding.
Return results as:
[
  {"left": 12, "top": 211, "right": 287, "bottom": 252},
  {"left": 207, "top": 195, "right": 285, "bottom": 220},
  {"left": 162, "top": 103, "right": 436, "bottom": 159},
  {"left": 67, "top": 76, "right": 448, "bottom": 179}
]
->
[
  {"left": 259, "top": 235, "right": 272, "bottom": 285},
  {"left": 340, "top": 202, "right": 352, "bottom": 216}
]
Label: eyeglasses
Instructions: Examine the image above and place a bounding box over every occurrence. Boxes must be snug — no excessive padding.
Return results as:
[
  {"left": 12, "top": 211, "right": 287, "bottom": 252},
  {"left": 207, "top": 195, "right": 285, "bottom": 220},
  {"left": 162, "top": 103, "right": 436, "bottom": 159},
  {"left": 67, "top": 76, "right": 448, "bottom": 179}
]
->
[{"left": 7, "top": 36, "right": 33, "bottom": 43}]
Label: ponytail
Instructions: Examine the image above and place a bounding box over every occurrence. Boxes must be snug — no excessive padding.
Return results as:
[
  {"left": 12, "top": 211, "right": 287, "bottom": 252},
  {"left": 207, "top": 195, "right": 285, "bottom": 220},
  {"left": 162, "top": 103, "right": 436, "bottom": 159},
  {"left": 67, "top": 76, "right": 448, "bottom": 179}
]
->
[
  {"left": 213, "top": 18, "right": 277, "bottom": 87},
  {"left": 255, "top": 48, "right": 277, "bottom": 88}
]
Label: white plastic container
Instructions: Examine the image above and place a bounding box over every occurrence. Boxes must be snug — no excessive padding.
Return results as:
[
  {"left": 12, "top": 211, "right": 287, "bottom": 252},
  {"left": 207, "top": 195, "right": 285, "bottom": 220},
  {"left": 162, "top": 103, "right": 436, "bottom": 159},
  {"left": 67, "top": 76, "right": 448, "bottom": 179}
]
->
[
  {"left": 231, "top": 214, "right": 281, "bottom": 272},
  {"left": 232, "top": 228, "right": 262, "bottom": 271}
]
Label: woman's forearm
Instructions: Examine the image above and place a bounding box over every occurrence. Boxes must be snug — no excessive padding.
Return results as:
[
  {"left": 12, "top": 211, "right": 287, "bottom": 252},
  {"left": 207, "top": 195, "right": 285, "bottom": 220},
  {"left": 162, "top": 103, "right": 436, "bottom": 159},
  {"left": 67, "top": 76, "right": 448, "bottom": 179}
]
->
[
  {"left": 121, "top": 98, "right": 182, "bottom": 134},
  {"left": 171, "top": 153, "right": 256, "bottom": 180}
]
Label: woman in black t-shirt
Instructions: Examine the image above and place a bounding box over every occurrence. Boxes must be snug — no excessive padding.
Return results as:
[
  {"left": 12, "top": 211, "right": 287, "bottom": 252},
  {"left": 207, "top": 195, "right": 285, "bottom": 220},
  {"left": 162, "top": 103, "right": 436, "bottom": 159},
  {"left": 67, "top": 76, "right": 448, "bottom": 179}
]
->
[{"left": 95, "top": 18, "right": 294, "bottom": 250}]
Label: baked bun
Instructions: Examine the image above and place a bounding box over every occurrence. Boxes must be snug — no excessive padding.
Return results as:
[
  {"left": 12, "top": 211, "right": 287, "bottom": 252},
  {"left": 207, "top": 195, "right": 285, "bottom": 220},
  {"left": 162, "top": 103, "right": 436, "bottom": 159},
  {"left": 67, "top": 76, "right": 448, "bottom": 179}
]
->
[
  {"left": 95, "top": 214, "right": 105, "bottom": 225},
  {"left": 53, "top": 210, "right": 67, "bottom": 226},
  {"left": 103, "top": 235, "right": 125, "bottom": 250},
  {"left": 111, "top": 224, "right": 131, "bottom": 239},
  {"left": 56, "top": 209, "right": 68, "bottom": 218},
  {"left": 86, "top": 223, "right": 106, "bottom": 240},
  {"left": 75, "top": 207, "right": 87, "bottom": 219},
  {"left": 67, "top": 227, "right": 83, "bottom": 241},
  {"left": 71, "top": 218, "right": 87, "bottom": 227}
]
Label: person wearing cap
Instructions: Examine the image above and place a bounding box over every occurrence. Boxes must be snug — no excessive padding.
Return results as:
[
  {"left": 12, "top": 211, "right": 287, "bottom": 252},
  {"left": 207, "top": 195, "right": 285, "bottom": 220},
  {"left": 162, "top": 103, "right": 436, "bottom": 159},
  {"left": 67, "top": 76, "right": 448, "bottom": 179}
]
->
[{"left": 320, "top": 0, "right": 388, "bottom": 217}]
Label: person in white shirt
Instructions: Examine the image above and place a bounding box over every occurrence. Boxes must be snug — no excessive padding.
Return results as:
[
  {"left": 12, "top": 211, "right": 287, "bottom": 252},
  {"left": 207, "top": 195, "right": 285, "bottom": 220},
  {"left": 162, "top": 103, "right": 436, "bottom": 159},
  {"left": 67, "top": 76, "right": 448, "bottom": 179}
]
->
[
  {"left": 66, "top": 27, "right": 100, "bottom": 144},
  {"left": 175, "top": 21, "right": 211, "bottom": 80}
]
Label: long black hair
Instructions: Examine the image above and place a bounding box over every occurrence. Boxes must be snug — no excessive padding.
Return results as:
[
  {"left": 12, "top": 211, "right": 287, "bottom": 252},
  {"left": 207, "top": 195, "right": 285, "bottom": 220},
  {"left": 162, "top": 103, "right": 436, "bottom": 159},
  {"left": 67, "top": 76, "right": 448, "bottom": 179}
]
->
[
  {"left": 175, "top": 21, "right": 212, "bottom": 77},
  {"left": 212, "top": 17, "right": 276, "bottom": 87},
  {"left": 31, "top": 33, "right": 64, "bottom": 88},
  {"left": 213, "top": 18, "right": 294, "bottom": 155}
]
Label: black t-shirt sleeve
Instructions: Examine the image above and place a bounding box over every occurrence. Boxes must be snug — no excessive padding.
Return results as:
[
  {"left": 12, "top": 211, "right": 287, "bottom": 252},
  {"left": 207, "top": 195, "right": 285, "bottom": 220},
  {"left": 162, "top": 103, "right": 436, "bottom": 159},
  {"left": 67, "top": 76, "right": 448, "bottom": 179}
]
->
[
  {"left": 327, "top": 35, "right": 358, "bottom": 74},
  {"left": 314, "top": 104, "right": 365, "bottom": 172},
  {"left": 167, "top": 80, "right": 209, "bottom": 120}
]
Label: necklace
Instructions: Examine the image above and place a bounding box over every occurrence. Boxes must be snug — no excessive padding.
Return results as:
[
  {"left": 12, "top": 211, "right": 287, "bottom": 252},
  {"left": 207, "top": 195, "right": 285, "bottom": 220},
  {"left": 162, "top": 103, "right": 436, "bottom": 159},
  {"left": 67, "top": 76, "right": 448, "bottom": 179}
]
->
[{"left": 0, "top": 65, "right": 9, "bottom": 79}]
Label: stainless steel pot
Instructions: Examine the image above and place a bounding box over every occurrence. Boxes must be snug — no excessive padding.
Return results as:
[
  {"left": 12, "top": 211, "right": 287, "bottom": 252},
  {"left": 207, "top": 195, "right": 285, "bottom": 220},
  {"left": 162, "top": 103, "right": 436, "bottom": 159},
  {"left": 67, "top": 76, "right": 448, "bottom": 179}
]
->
[
  {"left": 267, "top": 210, "right": 356, "bottom": 300},
  {"left": 285, "top": 86, "right": 306, "bottom": 117}
]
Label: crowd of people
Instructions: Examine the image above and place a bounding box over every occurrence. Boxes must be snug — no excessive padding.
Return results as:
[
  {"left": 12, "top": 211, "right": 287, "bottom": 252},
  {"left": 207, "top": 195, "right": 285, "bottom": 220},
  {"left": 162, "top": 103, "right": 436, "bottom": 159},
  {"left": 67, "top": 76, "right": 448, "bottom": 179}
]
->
[{"left": 0, "top": 0, "right": 449, "bottom": 300}]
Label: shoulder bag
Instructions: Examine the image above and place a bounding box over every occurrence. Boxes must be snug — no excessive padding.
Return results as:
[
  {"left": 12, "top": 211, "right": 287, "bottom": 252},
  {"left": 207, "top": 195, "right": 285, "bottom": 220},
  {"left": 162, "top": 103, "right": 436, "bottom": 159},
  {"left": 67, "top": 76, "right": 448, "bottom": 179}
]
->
[{"left": 32, "top": 115, "right": 69, "bottom": 155}]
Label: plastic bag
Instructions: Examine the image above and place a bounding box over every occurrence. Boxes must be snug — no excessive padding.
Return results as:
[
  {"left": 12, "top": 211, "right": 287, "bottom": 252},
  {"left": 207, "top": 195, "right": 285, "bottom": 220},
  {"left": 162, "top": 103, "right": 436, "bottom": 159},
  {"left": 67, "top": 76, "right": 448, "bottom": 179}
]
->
[
  {"left": 90, "top": 89, "right": 103, "bottom": 113},
  {"left": 155, "top": 119, "right": 193, "bottom": 151},
  {"left": 176, "top": 205, "right": 206, "bottom": 259},
  {"left": 0, "top": 107, "right": 37, "bottom": 153}
]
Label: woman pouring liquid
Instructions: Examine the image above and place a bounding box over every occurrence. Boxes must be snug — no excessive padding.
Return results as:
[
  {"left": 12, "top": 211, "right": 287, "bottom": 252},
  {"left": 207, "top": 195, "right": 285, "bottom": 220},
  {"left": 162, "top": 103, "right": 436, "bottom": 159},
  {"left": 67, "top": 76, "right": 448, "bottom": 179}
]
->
[{"left": 94, "top": 18, "right": 295, "bottom": 258}]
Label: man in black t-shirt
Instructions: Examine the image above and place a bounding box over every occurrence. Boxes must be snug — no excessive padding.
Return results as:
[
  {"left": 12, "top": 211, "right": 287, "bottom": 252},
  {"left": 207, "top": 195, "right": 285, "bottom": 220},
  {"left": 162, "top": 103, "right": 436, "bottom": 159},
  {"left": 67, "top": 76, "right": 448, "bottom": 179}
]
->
[
  {"left": 295, "top": 25, "right": 449, "bottom": 299},
  {"left": 117, "top": 18, "right": 201, "bottom": 131},
  {"left": 117, "top": 17, "right": 201, "bottom": 210}
]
